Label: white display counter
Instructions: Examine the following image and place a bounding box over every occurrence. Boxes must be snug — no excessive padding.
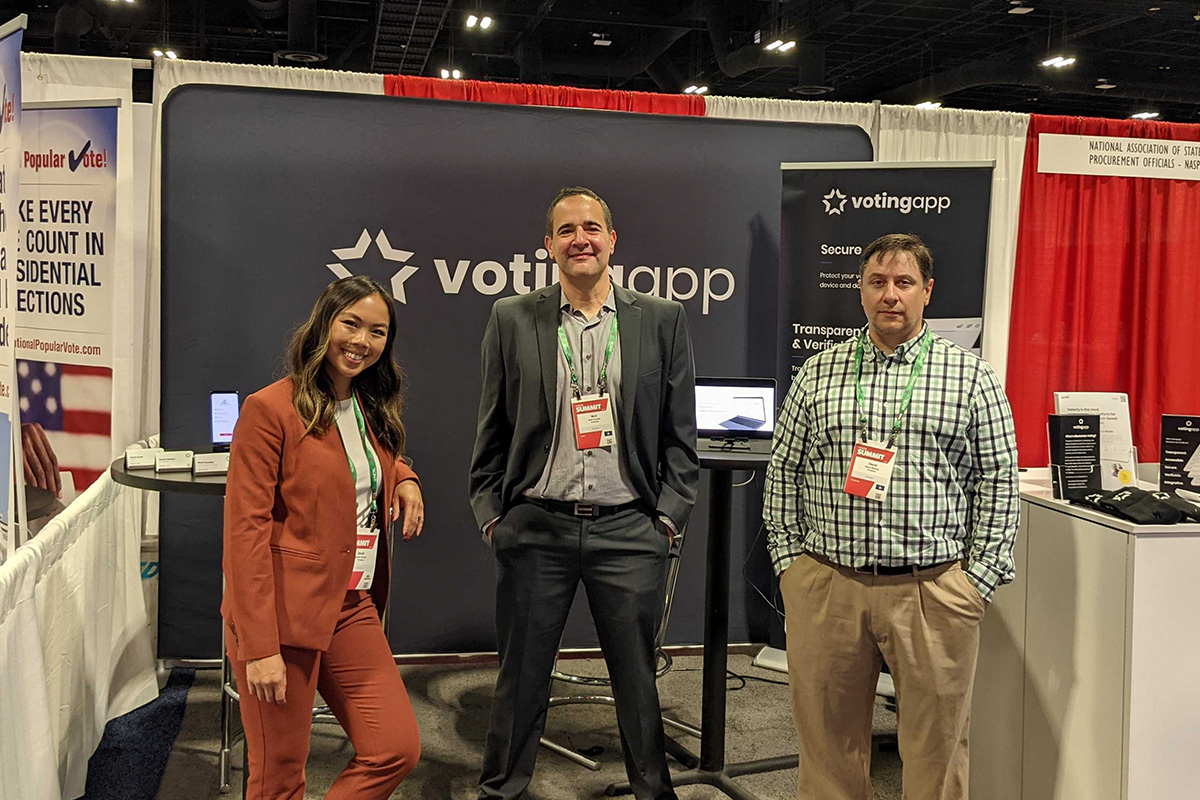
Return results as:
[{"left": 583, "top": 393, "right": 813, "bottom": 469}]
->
[{"left": 971, "top": 477, "right": 1200, "bottom": 800}]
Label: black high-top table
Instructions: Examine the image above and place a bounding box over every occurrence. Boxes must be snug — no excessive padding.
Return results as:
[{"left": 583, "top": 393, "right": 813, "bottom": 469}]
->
[{"left": 606, "top": 449, "right": 796, "bottom": 799}]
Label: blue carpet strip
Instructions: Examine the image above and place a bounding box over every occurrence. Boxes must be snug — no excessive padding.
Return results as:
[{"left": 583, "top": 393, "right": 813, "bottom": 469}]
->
[{"left": 80, "top": 668, "right": 195, "bottom": 800}]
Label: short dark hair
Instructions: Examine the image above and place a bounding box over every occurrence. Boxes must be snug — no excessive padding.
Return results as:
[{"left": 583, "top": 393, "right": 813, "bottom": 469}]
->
[
  {"left": 860, "top": 233, "right": 934, "bottom": 284},
  {"left": 545, "top": 186, "right": 614, "bottom": 237}
]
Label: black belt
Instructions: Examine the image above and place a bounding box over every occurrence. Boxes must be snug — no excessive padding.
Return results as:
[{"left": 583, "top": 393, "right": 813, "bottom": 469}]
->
[
  {"left": 522, "top": 497, "right": 644, "bottom": 518},
  {"left": 852, "top": 558, "right": 957, "bottom": 576}
]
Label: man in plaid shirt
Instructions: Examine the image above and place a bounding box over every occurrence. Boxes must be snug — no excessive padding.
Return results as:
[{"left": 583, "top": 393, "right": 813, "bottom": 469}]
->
[{"left": 764, "top": 233, "right": 1018, "bottom": 800}]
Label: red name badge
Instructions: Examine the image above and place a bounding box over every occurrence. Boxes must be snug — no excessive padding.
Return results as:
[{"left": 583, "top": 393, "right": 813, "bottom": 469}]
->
[
  {"left": 571, "top": 394, "right": 616, "bottom": 450},
  {"left": 843, "top": 441, "right": 898, "bottom": 502},
  {"left": 348, "top": 528, "right": 379, "bottom": 590}
]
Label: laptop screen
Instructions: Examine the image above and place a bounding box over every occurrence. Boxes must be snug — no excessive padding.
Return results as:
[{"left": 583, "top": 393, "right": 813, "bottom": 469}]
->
[{"left": 695, "top": 377, "right": 777, "bottom": 439}]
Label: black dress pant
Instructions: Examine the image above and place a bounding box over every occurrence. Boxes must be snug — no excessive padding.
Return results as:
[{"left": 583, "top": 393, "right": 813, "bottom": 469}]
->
[{"left": 478, "top": 502, "right": 676, "bottom": 800}]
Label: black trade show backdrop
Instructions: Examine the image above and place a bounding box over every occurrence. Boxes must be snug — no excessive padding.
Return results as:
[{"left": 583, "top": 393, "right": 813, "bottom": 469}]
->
[
  {"left": 159, "top": 86, "right": 871, "bottom": 659},
  {"left": 778, "top": 164, "right": 993, "bottom": 390}
]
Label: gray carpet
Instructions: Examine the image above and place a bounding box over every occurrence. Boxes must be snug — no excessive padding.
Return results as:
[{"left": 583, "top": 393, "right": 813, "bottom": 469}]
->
[{"left": 157, "top": 653, "right": 902, "bottom": 799}]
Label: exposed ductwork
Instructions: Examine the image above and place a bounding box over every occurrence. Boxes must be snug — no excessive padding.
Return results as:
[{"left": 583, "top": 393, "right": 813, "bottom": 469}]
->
[
  {"left": 246, "top": 0, "right": 286, "bottom": 21},
  {"left": 53, "top": 1, "right": 93, "bottom": 55},
  {"left": 514, "top": 25, "right": 693, "bottom": 83},
  {"left": 275, "top": 0, "right": 325, "bottom": 64},
  {"left": 700, "top": 0, "right": 776, "bottom": 79}
]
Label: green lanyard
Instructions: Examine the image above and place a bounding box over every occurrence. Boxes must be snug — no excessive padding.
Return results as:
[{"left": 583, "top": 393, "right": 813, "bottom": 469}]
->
[
  {"left": 557, "top": 313, "right": 619, "bottom": 399},
  {"left": 853, "top": 328, "right": 933, "bottom": 448},
  {"left": 338, "top": 395, "right": 379, "bottom": 529}
]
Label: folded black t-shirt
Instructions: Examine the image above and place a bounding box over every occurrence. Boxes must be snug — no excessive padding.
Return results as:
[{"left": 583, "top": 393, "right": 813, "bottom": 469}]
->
[
  {"left": 1152, "top": 491, "right": 1200, "bottom": 522},
  {"left": 1098, "top": 487, "right": 1184, "bottom": 525},
  {"left": 1069, "top": 490, "right": 1115, "bottom": 512}
]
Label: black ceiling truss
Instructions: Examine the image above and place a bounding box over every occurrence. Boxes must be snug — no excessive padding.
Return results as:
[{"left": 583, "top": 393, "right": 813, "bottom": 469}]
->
[{"left": 7, "top": 0, "right": 1198, "bottom": 119}]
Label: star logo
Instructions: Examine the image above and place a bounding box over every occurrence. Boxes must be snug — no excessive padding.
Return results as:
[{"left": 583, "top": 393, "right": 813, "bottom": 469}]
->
[
  {"left": 823, "top": 188, "right": 848, "bottom": 215},
  {"left": 326, "top": 229, "right": 419, "bottom": 304}
]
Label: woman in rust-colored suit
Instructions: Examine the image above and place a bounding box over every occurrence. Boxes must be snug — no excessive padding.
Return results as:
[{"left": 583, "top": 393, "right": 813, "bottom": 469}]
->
[{"left": 222, "top": 275, "right": 424, "bottom": 799}]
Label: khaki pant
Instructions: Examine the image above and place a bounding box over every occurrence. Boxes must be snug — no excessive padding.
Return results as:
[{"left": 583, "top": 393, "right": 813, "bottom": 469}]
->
[{"left": 780, "top": 554, "right": 986, "bottom": 800}]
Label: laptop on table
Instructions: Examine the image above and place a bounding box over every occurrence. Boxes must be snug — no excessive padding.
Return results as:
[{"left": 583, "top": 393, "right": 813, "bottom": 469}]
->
[{"left": 696, "top": 377, "right": 777, "bottom": 455}]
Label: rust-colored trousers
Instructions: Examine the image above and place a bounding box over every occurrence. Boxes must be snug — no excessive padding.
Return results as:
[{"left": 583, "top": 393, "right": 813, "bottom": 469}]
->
[
  {"left": 781, "top": 554, "right": 986, "bottom": 800},
  {"left": 228, "top": 590, "right": 421, "bottom": 800}
]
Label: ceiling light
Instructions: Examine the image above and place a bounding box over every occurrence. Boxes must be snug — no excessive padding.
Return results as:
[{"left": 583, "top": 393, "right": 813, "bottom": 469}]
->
[
  {"left": 765, "top": 39, "right": 784, "bottom": 51},
  {"left": 695, "top": 86, "right": 708, "bottom": 95},
  {"left": 165, "top": 50, "right": 177, "bottom": 59},
  {"left": 1148, "top": 6, "right": 1161, "bottom": 11},
  {"left": 466, "top": 14, "right": 478, "bottom": 27},
  {"left": 1095, "top": 79, "right": 1117, "bottom": 90},
  {"left": 480, "top": 16, "right": 493, "bottom": 29},
  {"left": 152, "top": 48, "right": 163, "bottom": 57},
  {"left": 1009, "top": 3, "right": 1035, "bottom": 14},
  {"left": 777, "top": 41, "right": 797, "bottom": 52},
  {"left": 1131, "top": 111, "right": 1160, "bottom": 119},
  {"left": 1041, "top": 55, "right": 1076, "bottom": 68},
  {"left": 915, "top": 101, "right": 942, "bottom": 109},
  {"left": 440, "top": 68, "right": 450, "bottom": 78},
  {"left": 591, "top": 32, "right": 611, "bottom": 46},
  {"left": 684, "top": 85, "right": 698, "bottom": 94},
  {"left": 452, "top": 69, "right": 462, "bottom": 79}
]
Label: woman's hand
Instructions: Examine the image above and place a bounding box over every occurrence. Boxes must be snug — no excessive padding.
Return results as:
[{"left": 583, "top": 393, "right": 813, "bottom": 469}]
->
[
  {"left": 392, "top": 479, "right": 425, "bottom": 539},
  {"left": 245, "top": 653, "right": 287, "bottom": 704}
]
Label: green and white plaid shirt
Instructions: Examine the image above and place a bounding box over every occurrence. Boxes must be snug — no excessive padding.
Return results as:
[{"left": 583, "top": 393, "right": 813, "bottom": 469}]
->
[{"left": 764, "top": 325, "right": 1019, "bottom": 601}]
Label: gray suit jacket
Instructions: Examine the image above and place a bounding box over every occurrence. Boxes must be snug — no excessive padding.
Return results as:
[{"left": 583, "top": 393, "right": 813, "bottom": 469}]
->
[{"left": 469, "top": 283, "right": 699, "bottom": 532}]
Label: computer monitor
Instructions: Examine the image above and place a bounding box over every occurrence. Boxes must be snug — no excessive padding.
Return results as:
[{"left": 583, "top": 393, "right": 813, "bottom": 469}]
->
[{"left": 696, "top": 377, "right": 777, "bottom": 441}]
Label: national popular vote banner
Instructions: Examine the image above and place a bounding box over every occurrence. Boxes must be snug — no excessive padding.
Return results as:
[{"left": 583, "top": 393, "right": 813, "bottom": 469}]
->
[
  {"left": 16, "top": 101, "right": 116, "bottom": 502},
  {"left": 778, "top": 162, "right": 994, "bottom": 390},
  {"left": 0, "top": 17, "right": 24, "bottom": 562}
]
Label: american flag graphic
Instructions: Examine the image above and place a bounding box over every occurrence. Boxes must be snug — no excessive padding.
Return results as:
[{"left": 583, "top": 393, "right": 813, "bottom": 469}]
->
[{"left": 17, "top": 360, "right": 113, "bottom": 491}]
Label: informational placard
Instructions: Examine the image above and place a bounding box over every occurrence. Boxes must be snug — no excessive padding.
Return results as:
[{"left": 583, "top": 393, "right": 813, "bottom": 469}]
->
[
  {"left": 0, "top": 16, "right": 25, "bottom": 561},
  {"left": 1054, "top": 391, "right": 1136, "bottom": 488},
  {"left": 1049, "top": 414, "right": 1102, "bottom": 500},
  {"left": 1160, "top": 414, "right": 1200, "bottom": 493},
  {"left": 778, "top": 162, "right": 993, "bottom": 388},
  {"left": 17, "top": 101, "right": 116, "bottom": 500},
  {"left": 1039, "top": 133, "right": 1200, "bottom": 182}
]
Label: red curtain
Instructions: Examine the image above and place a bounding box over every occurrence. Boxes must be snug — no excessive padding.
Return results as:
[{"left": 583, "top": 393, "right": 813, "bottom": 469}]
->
[
  {"left": 383, "top": 75, "right": 706, "bottom": 116},
  {"left": 1006, "top": 114, "right": 1200, "bottom": 466}
]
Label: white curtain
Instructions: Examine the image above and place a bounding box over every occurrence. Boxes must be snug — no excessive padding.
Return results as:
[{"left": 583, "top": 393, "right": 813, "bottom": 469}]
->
[
  {"left": 705, "top": 95, "right": 879, "bottom": 150},
  {"left": 877, "top": 106, "right": 1030, "bottom": 380},
  {"left": 0, "top": 472, "right": 157, "bottom": 800},
  {"left": 143, "top": 60, "right": 384, "bottom": 439},
  {"left": 20, "top": 54, "right": 141, "bottom": 459},
  {"left": 0, "top": 546, "right": 58, "bottom": 800}
]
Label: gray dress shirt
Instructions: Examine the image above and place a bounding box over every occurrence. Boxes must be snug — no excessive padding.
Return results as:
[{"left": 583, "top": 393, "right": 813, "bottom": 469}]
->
[{"left": 525, "top": 290, "right": 640, "bottom": 505}]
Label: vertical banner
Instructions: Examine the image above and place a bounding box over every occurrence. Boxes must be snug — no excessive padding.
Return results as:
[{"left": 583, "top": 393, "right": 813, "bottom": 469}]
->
[
  {"left": 16, "top": 100, "right": 117, "bottom": 529},
  {"left": 0, "top": 16, "right": 24, "bottom": 562},
  {"left": 778, "top": 162, "right": 994, "bottom": 389}
]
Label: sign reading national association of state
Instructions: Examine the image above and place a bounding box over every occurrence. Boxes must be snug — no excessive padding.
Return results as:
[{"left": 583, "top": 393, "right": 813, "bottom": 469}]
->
[
  {"left": 16, "top": 104, "right": 116, "bottom": 366},
  {"left": 1039, "top": 133, "right": 1200, "bottom": 181}
]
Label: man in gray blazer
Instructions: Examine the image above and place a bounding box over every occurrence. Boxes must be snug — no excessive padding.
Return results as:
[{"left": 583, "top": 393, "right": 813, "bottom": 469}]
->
[{"left": 470, "top": 186, "right": 699, "bottom": 800}]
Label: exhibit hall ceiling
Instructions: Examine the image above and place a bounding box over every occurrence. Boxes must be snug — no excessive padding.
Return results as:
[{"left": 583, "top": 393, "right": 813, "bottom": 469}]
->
[{"left": 10, "top": 0, "right": 1200, "bottom": 119}]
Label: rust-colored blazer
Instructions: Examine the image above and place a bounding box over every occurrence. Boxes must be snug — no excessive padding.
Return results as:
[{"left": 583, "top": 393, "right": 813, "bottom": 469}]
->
[{"left": 221, "top": 377, "right": 418, "bottom": 662}]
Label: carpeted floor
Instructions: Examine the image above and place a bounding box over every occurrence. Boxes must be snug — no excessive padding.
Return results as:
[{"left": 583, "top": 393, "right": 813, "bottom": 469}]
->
[
  {"left": 151, "top": 653, "right": 902, "bottom": 799},
  {"left": 79, "top": 668, "right": 194, "bottom": 800}
]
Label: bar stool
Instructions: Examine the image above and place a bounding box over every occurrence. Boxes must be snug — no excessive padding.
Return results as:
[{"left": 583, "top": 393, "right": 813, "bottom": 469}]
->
[{"left": 538, "top": 527, "right": 701, "bottom": 771}]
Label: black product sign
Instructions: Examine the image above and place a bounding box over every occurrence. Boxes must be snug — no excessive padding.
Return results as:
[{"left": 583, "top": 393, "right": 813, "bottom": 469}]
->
[
  {"left": 1049, "top": 414, "right": 1102, "bottom": 499},
  {"left": 778, "top": 164, "right": 993, "bottom": 390},
  {"left": 1159, "top": 414, "right": 1200, "bottom": 492}
]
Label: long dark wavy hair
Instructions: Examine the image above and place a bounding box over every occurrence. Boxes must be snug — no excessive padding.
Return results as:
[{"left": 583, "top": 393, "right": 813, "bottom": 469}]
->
[{"left": 285, "top": 275, "right": 406, "bottom": 456}]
